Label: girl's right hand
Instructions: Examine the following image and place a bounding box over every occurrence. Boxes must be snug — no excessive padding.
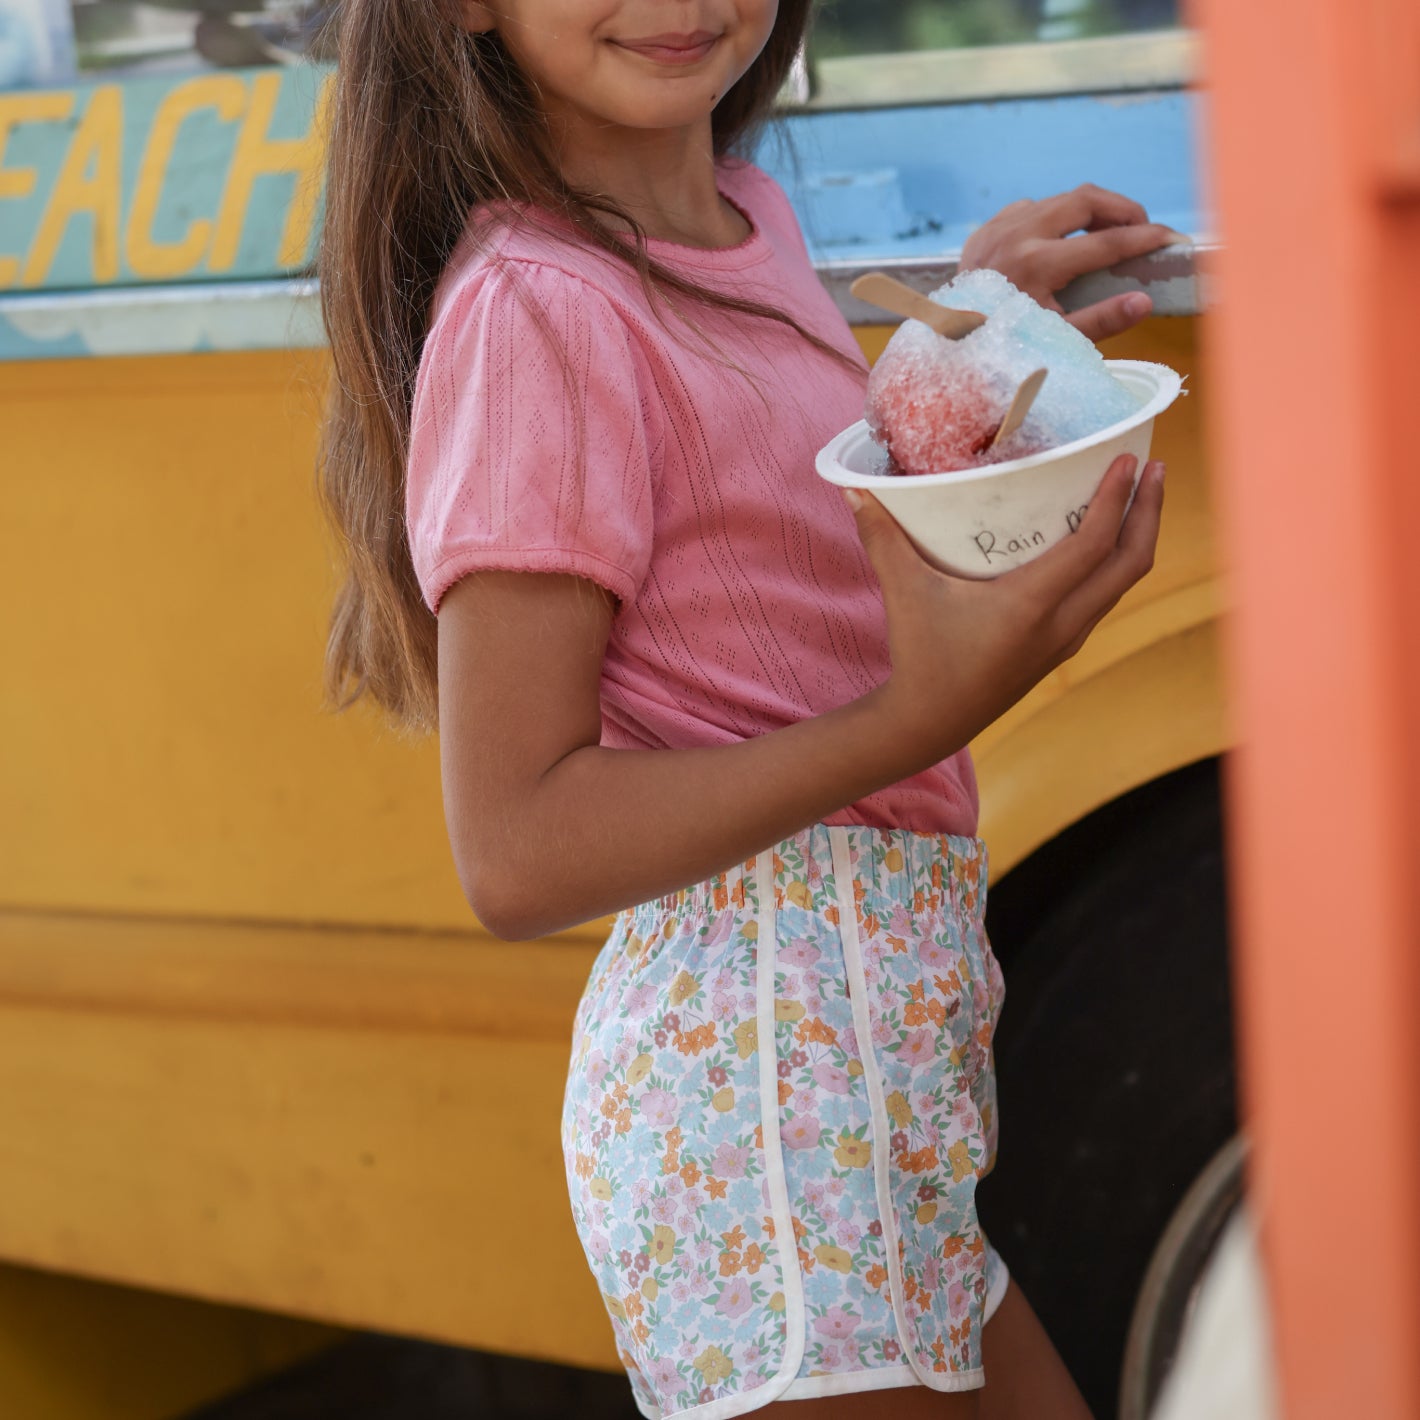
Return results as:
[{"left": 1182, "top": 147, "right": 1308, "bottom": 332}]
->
[{"left": 845, "top": 453, "right": 1164, "bottom": 767}]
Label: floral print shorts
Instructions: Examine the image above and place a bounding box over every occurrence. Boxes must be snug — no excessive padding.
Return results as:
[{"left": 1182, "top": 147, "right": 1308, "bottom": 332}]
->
[{"left": 562, "top": 824, "right": 1009, "bottom": 1419}]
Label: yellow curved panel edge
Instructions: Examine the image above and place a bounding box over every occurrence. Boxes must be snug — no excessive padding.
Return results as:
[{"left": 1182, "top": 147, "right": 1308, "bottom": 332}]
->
[{"left": 976, "top": 620, "right": 1228, "bottom": 878}]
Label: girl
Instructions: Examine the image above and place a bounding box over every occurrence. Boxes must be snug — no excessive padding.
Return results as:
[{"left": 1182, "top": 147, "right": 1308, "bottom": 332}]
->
[{"left": 318, "top": 3, "right": 1172, "bottom": 1417}]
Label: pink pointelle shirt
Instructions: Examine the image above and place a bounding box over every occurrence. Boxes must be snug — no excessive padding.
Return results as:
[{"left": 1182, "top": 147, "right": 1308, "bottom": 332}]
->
[{"left": 406, "top": 160, "right": 978, "bottom": 836}]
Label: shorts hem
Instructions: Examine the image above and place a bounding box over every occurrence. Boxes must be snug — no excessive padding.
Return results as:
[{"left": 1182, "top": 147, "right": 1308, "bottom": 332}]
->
[
  {"left": 779, "top": 1364, "right": 985, "bottom": 1401},
  {"left": 643, "top": 1363, "right": 989, "bottom": 1419}
]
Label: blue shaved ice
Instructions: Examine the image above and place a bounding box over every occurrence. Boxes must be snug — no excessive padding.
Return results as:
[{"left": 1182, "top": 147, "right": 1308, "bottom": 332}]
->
[{"left": 866, "top": 268, "right": 1146, "bottom": 475}]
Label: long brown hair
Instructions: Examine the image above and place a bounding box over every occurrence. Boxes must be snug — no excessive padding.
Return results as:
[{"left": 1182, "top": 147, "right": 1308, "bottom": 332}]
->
[{"left": 317, "top": 0, "right": 831, "bottom": 736}]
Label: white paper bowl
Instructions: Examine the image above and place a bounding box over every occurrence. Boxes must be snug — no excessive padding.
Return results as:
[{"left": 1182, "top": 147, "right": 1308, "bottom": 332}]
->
[{"left": 816, "top": 359, "right": 1184, "bottom": 579}]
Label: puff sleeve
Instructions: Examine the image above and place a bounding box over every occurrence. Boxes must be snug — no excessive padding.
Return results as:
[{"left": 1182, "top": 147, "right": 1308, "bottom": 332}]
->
[{"left": 405, "top": 260, "right": 658, "bottom": 614}]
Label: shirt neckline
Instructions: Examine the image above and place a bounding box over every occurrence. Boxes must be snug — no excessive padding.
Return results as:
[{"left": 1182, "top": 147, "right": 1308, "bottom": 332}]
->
[
  {"left": 638, "top": 182, "right": 769, "bottom": 271},
  {"left": 490, "top": 163, "right": 774, "bottom": 275}
]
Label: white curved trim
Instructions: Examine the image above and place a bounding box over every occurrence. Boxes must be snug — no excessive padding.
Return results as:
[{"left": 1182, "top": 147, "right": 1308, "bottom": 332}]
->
[
  {"left": 753, "top": 846, "right": 810, "bottom": 1401},
  {"left": 986, "top": 1263, "right": 1011, "bottom": 1323},
  {"left": 779, "top": 1362, "right": 980, "bottom": 1400},
  {"left": 827, "top": 827, "right": 933, "bottom": 1386},
  {"left": 828, "top": 827, "right": 991, "bottom": 1396},
  {"left": 655, "top": 851, "right": 808, "bottom": 1420}
]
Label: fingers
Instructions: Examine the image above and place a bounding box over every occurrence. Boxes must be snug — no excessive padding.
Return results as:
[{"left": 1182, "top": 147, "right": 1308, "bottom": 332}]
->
[
  {"left": 1016, "top": 454, "right": 1143, "bottom": 599},
  {"left": 842, "top": 488, "right": 929, "bottom": 595},
  {"left": 964, "top": 186, "right": 1151, "bottom": 271},
  {"left": 845, "top": 455, "right": 1164, "bottom": 658},
  {"left": 1107, "top": 457, "right": 1166, "bottom": 580},
  {"left": 1067, "top": 291, "right": 1154, "bottom": 343},
  {"left": 1047, "top": 221, "right": 1182, "bottom": 282},
  {"left": 1042, "top": 183, "right": 1151, "bottom": 236},
  {"left": 1055, "top": 459, "right": 1166, "bottom": 632},
  {"left": 993, "top": 222, "right": 1179, "bottom": 313}
]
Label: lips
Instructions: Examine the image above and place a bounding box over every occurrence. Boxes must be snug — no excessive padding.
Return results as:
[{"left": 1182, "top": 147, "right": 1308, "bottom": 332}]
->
[{"left": 611, "top": 30, "right": 721, "bottom": 64}]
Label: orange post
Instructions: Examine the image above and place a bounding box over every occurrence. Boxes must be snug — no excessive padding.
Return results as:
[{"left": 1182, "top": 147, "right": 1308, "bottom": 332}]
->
[{"left": 1194, "top": 0, "right": 1420, "bottom": 1416}]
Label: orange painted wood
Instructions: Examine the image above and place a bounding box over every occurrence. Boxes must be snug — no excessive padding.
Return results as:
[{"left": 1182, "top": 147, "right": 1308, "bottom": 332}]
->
[{"left": 1194, "top": 0, "right": 1420, "bottom": 1415}]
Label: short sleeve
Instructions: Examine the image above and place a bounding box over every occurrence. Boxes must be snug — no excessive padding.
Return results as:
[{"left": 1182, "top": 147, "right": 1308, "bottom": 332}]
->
[{"left": 405, "top": 260, "right": 658, "bottom": 614}]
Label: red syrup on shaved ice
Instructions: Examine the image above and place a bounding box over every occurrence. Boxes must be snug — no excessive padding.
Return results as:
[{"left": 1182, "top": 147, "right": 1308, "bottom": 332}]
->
[{"left": 865, "top": 269, "right": 1144, "bottom": 476}]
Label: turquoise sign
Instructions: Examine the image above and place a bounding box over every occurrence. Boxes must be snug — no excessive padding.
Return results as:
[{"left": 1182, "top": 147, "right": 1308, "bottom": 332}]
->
[{"left": 0, "top": 62, "right": 330, "bottom": 292}]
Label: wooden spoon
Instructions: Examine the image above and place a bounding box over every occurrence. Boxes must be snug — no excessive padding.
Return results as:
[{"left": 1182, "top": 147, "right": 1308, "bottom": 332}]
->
[
  {"left": 849, "top": 272, "right": 987, "bottom": 340},
  {"left": 990, "top": 367, "right": 1048, "bottom": 449}
]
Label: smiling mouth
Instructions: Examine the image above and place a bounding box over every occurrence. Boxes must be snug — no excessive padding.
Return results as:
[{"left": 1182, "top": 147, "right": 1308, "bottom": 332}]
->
[{"left": 611, "top": 31, "right": 722, "bottom": 65}]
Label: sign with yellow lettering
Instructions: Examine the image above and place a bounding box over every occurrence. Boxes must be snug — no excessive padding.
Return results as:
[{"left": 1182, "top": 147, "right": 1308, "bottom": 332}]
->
[{"left": 0, "top": 64, "right": 331, "bottom": 291}]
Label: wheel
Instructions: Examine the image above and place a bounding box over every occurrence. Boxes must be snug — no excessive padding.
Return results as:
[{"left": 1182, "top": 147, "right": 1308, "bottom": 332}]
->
[
  {"left": 978, "top": 758, "right": 1237, "bottom": 1420},
  {"left": 1118, "top": 1133, "right": 1248, "bottom": 1420}
]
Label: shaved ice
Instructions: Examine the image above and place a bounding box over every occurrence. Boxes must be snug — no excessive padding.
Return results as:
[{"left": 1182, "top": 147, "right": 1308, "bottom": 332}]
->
[{"left": 865, "top": 268, "right": 1145, "bottom": 476}]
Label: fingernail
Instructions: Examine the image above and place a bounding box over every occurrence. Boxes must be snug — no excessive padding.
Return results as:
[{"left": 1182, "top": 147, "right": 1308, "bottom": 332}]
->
[
  {"left": 1149, "top": 460, "right": 1166, "bottom": 483},
  {"left": 1125, "top": 293, "right": 1151, "bottom": 318},
  {"left": 842, "top": 488, "right": 864, "bottom": 511},
  {"left": 1160, "top": 228, "right": 1193, "bottom": 246}
]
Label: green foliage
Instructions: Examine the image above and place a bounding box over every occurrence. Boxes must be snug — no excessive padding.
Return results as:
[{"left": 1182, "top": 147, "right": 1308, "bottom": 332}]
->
[{"left": 807, "top": 0, "right": 1179, "bottom": 59}]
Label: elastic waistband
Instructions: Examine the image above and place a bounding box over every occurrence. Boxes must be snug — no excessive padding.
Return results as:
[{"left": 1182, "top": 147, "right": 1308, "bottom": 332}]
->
[{"left": 634, "top": 822, "right": 988, "bottom": 926}]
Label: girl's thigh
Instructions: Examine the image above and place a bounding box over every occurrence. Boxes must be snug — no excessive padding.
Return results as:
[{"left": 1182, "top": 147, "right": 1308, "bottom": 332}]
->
[{"left": 979, "top": 1283, "right": 1092, "bottom": 1420}]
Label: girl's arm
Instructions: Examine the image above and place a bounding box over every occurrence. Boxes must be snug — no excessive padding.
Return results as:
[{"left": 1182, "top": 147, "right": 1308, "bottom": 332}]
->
[{"left": 440, "top": 454, "right": 1163, "bottom": 940}]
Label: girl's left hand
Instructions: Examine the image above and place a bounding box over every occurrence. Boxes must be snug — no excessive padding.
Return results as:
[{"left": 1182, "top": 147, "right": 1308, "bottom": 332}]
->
[{"left": 960, "top": 183, "right": 1189, "bottom": 343}]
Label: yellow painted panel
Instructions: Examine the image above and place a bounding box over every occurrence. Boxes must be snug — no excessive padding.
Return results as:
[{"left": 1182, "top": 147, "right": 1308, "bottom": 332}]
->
[
  {"left": 0, "top": 1263, "right": 340, "bottom": 1420},
  {"left": 0, "top": 997, "right": 618, "bottom": 1370},
  {"left": 2, "top": 350, "right": 468, "bottom": 931}
]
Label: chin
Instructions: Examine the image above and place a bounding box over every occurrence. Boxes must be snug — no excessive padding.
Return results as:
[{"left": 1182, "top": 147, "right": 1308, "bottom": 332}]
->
[{"left": 604, "top": 89, "right": 725, "bottom": 131}]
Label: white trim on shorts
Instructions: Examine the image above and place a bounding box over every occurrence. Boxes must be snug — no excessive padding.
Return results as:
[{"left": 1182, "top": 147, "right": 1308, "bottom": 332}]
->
[
  {"left": 753, "top": 846, "right": 810, "bottom": 1404},
  {"left": 776, "top": 1262, "right": 1009, "bottom": 1405},
  {"left": 826, "top": 825, "right": 992, "bottom": 1395}
]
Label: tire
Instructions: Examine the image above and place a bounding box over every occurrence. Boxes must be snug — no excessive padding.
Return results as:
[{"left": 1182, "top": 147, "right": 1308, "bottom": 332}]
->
[
  {"left": 1118, "top": 1133, "right": 1248, "bottom": 1420},
  {"left": 977, "top": 758, "right": 1237, "bottom": 1420}
]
